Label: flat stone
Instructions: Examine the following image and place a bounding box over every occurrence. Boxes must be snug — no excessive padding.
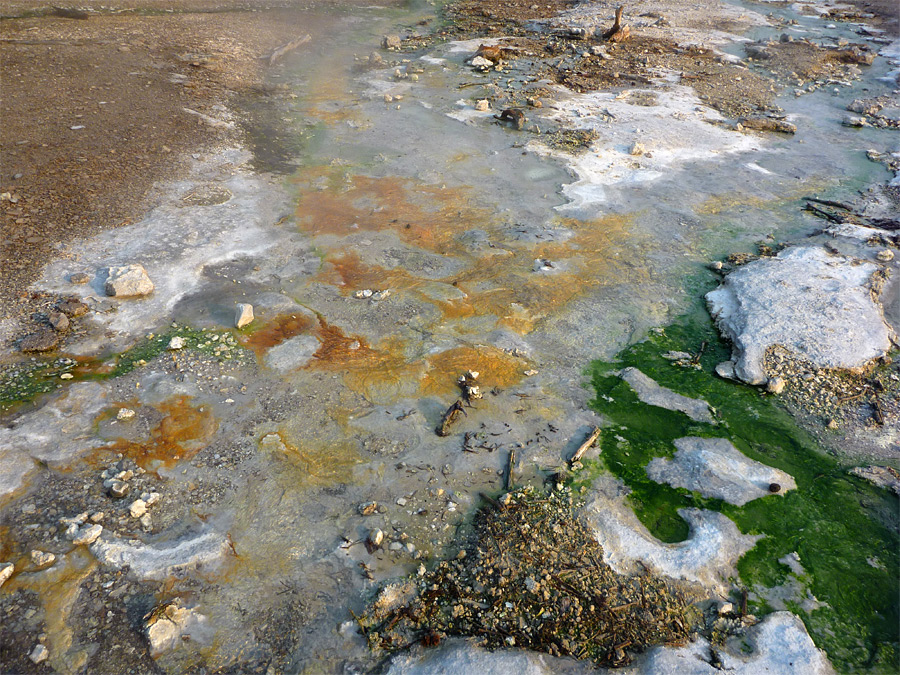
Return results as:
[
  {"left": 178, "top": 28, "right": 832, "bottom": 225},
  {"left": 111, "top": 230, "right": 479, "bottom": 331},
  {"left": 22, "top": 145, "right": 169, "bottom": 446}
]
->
[
  {"left": 707, "top": 246, "right": 893, "bottom": 385},
  {"left": 19, "top": 330, "right": 59, "bottom": 352},
  {"left": 851, "top": 465, "right": 900, "bottom": 495},
  {"left": 619, "top": 367, "right": 715, "bottom": 423},
  {"left": 70, "top": 523, "right": 103, "bottom": 545},
  {"left": 57, "top": 299, "right": 89, "bottom": 317},
  {"left": 30, "top": 550, "right": 56, "bottom": 569},
  {"left": 105, "top": 263, "right": 155, "bottom": 297},
  {"left": 91, "top": 530, "right": 231, "bottom": 580},
  {"left": 235, "top": 303, "right": 254, "bottom": 328},
  {"left": 130, "top": 499, "right": 148, "bottom": 518},
  {"left": 69, "top": 272, "right": 92, "bottom": 284},
  {"left": 582, "top": 475, "right": 761, "bottom": 593},
  {"left": 264, "top": 334, "right": 319, "bottom": 373},
  {"left": 646, "top": 437, "right": 796, "bottom": 506}
]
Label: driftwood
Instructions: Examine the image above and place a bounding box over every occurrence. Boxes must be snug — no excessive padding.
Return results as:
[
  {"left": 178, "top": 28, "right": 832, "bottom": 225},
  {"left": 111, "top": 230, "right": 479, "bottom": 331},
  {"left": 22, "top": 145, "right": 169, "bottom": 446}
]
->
[
  {"left": 495, "top": 108, "right": 526, "bottom": 130},
  {"left": 436, "top": 400, "right": 466, "bottom": 436},
  {"left": 507, "top": 448, "right": 517, "bottom": 490},
  {"left": 603, "top": 6, "right": 630, "bottom": 43},
  {"left": 738, "top": 117, "right": 797, "bottom": 134},
  {"left": 263, "top": 34, "right": 311, "bottom": 66},
  {"left": 570, "top": 426, "right": 601, "bottom": 464}
]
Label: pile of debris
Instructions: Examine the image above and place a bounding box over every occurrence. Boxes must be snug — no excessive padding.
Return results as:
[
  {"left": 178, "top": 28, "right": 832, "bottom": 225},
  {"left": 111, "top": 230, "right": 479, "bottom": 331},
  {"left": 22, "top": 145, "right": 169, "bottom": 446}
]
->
[{"left": 359, "top": 487, "right": 698, "bottom": 667}]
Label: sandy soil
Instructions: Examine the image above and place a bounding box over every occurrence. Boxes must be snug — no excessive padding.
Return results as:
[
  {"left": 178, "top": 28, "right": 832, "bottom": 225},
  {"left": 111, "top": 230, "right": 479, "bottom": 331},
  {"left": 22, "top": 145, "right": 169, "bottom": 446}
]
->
[{"left": 0, "top": 1, "right": 384, "bottom": 338}]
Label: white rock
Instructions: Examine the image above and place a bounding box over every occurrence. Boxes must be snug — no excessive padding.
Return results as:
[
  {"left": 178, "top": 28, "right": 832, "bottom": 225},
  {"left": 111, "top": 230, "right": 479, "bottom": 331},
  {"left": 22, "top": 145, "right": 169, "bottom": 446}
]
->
[
  {"left": 167, "top": 336, "right": 185, "bottom": 350},
  {"left": 646, "top": 437, "right": 796, "bottom": 506},
  {"left": 71, "top": 524, "right": 103, "bottom": 545},
  {"left": 766, "top": 377, "right": 785, "bottom": 394},
  {"left": 29, "top": 644, "right": 49, "bottom": 664},
  {"left": 235, "top": 303, "right": 254, "bottom": 328},
  {"left": 354, "top": 289, "right": 374, "bottom": 299},
  {"left": 876, "top": 249, "right": 894, "bottom": 262},
  {"left": 91, "top": 530, "right": 231, "bottom": 580},
  {"left": 0, "top": 562, "right": 14, "bottom": 586},
  {"left": 619, "top": 367, "right": 716, "bottom": 423},
  {"left": 715, "top": 360, "right": 737, "bottom": 380},
  {"left": 30, "top": 550, "right": 56, "bottom": 568},
  {"left": 105, "top": 264, "right": 155, "bottom": 297},
  {"left": 475, "top": 99, "right": 490, "bottom": 112},
  {"left": 707, "top": 247, "right": 893, "bottom": 384},
  {"left": 117, "top": 407, "right": 136, "bottom": 420},
  {"left": 146, "top": 602, "right": 212, "bottom": 657},
  {"left": 130, "top": 499, "right": 148, "bottom": 518},
  {"left": 582, "top": 475, "right": 761, "bottom": 593},
  {"left": 470, "top": 56, "right": 493, "bottom": 69},
  {"left": 629, "top": 141, "right": 646, "bottom": 156}
]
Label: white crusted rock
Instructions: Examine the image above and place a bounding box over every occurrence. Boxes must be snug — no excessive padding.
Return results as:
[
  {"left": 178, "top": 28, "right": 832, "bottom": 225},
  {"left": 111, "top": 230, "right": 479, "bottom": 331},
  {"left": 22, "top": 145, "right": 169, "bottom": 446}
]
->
[
  {"left": 646, "top": 437, "right": 796, "bottom": 506},
  {"left": 105, "top": 264, "right": 155, "bottom": 297},
  {"left": 707, "top": 247, "right": 892, "bottom": 385}
]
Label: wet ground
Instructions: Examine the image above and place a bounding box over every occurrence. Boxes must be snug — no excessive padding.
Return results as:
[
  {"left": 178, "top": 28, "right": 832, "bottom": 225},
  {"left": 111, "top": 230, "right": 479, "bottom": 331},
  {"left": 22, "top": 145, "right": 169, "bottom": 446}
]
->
[{"left": 1, "top": 0, "right": 898, "bottom": 672}]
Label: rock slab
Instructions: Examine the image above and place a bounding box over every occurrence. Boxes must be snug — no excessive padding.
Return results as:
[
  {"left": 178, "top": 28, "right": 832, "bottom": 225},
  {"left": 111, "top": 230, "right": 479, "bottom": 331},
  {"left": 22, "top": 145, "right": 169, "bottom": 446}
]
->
[
  {"left": 646, "top": 437, "right": 796, "bottom": 506},
  {"left": 619, "top": 367, "right": 715, "bottom": 423},
  {"left": 706, "top": 247, "right": 892, "bottom": 385}
]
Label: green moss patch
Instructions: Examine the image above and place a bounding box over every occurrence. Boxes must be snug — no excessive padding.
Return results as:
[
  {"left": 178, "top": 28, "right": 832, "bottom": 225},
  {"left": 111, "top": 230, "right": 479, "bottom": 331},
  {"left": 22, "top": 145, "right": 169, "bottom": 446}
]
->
[{"left": 586, "top": 317, "right": 899, "bottom": 672}]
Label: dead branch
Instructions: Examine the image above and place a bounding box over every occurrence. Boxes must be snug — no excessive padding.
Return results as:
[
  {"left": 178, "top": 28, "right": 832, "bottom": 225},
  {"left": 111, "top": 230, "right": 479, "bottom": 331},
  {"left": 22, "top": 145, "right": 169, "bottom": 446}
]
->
[
  {"left": 570, "top": 426, "right": 601, "bottom": 464},
  {"left": 264, "top": 34, "right": 311, "bottom": 66},
  {"left": 603, "top": 6, "right": 630, "bottom": 43}
]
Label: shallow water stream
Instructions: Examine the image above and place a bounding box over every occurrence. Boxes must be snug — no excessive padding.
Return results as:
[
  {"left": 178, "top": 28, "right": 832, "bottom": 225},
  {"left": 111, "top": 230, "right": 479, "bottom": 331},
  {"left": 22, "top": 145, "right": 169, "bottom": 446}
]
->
[{"left": 1, "top": 0, "right": 898, "bottom": 672}]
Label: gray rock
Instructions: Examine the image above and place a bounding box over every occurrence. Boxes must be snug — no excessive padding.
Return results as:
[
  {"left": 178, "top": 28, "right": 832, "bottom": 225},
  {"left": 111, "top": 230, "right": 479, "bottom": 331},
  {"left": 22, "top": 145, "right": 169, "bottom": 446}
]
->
[
  {"left": 646, "top": 437, "right": 796, "bottom": 506},
  {"left": 235, "top": 303, "right": 254, "bottom": 328},
  {"left": 29, "top": 644, "right": 49, "bottom": 665},
  {"left": 707, "top": 247, "right": 893, "bottom": 385},
  {"left": 850, "top": 466, "right": 900, "bottom": 495},
  {"left": 107, "top": 480, "right": 130, "bottom": 499},
  {"left": 91, "top": 530, "right": 231, "bottom": 580},
  {"left": 382, "top": 35, "right": 402, "bottom": 50},
  {"left": 105, "top": 264, "right": 155, "bottom": 297},
  {"left": 19, "top": 330, "right": 59, "bottom": 352},
  {"left": 619, "top": 367, "right": 715, "bottom": 423},
  {"left": 765, "top": 376, "right": 785, "bottom": 394},
  {"left": 49, "top": 311, "right": 70, "bottom": 331},
  {"left": 70, "top": 523, "right": 103, "bottom": 545},
  {"left": 264, "top": 334, "right": 319, "bottom": 373}
]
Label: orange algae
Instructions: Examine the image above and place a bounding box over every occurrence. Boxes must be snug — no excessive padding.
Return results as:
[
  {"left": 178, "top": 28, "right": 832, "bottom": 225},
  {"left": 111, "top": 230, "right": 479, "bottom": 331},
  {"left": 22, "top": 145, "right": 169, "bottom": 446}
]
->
[{"left": 109, "top": 395, "right": 217, "bottom": 468}]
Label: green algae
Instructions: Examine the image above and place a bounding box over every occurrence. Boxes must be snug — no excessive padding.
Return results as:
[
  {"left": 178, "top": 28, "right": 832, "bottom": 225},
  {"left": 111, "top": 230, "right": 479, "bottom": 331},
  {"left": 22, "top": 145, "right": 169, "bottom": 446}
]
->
[
  {"left": 585, "top": 315, "right": 899, "bottom": 673},
  {"left": 0, "top": 326, "right": 249, "bottom": 414}
]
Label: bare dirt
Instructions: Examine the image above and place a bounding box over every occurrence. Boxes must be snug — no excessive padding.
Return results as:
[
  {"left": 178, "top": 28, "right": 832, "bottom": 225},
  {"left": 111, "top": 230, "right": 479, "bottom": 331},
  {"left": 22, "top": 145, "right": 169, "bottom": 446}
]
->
[{"left": 0, "top": 1, "right": 383, "bottom": 341}]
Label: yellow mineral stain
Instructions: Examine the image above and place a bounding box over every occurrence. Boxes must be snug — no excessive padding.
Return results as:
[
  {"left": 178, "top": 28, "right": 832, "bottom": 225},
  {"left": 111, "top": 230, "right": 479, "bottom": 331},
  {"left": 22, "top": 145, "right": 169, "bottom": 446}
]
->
[
  {"left": 10, "top": 548, "right": 97, "bottom": 675},
  {"left": 258, "top": 430, "right": 363, "bottom": 488},
  {"left": 109, "top": 395, "right": 217, "bottom": 468},
  {"left": 420, "top": 346, "right": 525, "bottom": 396}
]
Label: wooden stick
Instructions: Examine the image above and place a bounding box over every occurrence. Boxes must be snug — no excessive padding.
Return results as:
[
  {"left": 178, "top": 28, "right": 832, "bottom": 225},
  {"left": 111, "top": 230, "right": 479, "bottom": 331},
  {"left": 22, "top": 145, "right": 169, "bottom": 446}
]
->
[
  {"left": 506, "top": 448, "right": 516, "bottom": 489},
  {"left": 570, "top": 426, "right": 601, "bottom": 464},
  {"left": 264, "top": 34, "right": 311, "bottom": 66}
]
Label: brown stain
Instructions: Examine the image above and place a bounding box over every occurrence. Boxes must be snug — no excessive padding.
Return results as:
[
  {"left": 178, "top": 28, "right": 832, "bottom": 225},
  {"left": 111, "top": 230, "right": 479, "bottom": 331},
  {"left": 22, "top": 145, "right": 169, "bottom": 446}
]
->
[
  {"left": 320, "top": 251, "right": 422, "bottom": 295},
  {"left": 293, "top": 170, "right": 489, "bottom": 254},
  {"left": 313, "top": 315, "right": 373, "bottom": 362},
  {"left": 111, "top": 395, "right": 217, "bottom": 468},
  {"left": 420, "top": 346, "right": 524, "bottom": 396},
  {"left": 242, "top": 313, "right": 317, "bottom": 355}
]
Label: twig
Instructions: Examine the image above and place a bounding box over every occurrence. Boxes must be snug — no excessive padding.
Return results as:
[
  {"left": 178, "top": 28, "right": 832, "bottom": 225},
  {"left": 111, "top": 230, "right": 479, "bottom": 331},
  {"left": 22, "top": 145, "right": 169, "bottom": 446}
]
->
[
  {"left": 263, "top": 34, "right": 311, "bottom": 66},
  {"left": 506, "top": 448, "right": 516, "bottom": 490},
  {"left": 570, "top": 426, "right": 601, "bottom": 464}
]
